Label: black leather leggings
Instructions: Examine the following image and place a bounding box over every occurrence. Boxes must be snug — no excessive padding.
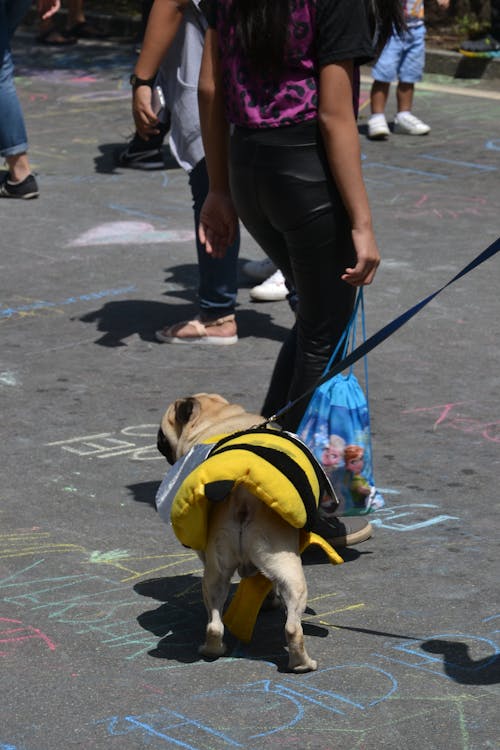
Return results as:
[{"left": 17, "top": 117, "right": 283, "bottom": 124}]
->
[{"left": 229, "top": 121, "right": 356, "bottom": 432}]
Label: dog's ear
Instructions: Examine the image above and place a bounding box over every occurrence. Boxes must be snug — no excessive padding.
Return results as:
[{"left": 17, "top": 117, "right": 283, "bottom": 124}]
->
[
  {"left": 174, "top": 396, "right": 200, "bottom": 426},
  {"left": 157, "top": 427, "right": 175, "bottom": 464}
]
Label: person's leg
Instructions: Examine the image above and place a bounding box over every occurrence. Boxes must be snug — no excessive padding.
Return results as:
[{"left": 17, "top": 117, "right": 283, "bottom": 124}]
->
[
  {"left": 189, "top": 158, "right": 239, "bottom": 319},
  {"left": 367, "top": 33, "right": 400, "bottom": 139},
  {"left": 395, "top": 80, "right": 414, "bottom": 113},
  {"left": 229, "top": 125, "right": 372, "bottom": 545},
  {"left": 155, "top": 158, "right": 239, "bottom": 344},
  {"left": 66, "top": 0, "right": 108, "bottom": 38},
  {"left": 393, "top": 25, "right": 430, "bottom": 135},
  {"left": 370, "top": 80, "right": 390, "bottom": 114},
  {"left": 230, "top": 125, "right": 356, "bottom": 431},
  {"left": 0, "top": 0, "right": 39, "bottom": 196},
  {"left": 67, "top": 0, "right": 85, "bottom": 28}
]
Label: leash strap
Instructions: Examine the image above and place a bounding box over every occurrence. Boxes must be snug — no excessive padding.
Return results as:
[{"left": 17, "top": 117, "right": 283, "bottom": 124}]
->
[{"left": 267, "top": 236, "right": 500, "bottom": 424}]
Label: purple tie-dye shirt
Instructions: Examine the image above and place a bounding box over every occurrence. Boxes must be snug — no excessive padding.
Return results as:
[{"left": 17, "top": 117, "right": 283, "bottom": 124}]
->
[
  {"left": 204, "top": 0, "right": 374, "bottom": 129},
  {"left": 213, "top": 1, "right": 318, "bottom": 128}
]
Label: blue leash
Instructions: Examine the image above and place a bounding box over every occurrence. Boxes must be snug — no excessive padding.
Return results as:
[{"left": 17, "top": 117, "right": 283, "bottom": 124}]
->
[{"left": 267, "top": 235, "right": 500, "bottom": 424}]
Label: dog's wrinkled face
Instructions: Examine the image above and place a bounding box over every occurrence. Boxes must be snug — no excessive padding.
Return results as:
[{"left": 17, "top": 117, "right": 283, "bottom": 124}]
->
[
  {"left": 157, "top": 393, "right": 262, "bottom": 464},
  {"left": 157, "top": 395, "right": 202, "bottom": 464}
]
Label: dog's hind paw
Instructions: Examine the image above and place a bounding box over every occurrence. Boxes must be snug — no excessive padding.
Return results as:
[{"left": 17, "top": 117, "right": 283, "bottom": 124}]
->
[
  {"left": 290, "top": 658, "right": 318, "bottom": 673},
  {"left": 199, "top": 642, "right": 227, "bottom": 658}
]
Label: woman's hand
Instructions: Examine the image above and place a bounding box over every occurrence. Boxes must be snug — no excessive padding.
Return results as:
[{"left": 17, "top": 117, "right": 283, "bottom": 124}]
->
[
  {"left": 199, "top": 191, "right": 238, "bottom": 258},
  {"left": 342, "top": 227, "right": 381, "bottom": 286}
]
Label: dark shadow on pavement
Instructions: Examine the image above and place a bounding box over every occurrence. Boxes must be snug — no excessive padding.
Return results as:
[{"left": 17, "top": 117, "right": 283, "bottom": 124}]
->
[
  {"left": 135, "top": 573, "right": 329, "bottom": 672},
  {"left": 126, "top": 481, "right": 160, "bottom": 508},
  {"left": 78, "top": 298, "right": 289, "bottom": 346},
  {"left": 94, "top": 143, "right": 179, "bottom": 175},
  {"left": 421, "top": 639, "right": 500, "bottom": 685}
]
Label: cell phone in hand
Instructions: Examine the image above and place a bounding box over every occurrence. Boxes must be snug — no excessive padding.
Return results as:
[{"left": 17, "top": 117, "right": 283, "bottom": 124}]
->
[{"left": 152, "top": 85, "right": 165, "bottom": 117}]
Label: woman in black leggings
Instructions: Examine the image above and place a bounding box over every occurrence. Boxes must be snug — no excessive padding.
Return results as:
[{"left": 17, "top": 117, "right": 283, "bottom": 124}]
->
[{"left": 199, "top": 0, "right": 402, "bottom": 432}]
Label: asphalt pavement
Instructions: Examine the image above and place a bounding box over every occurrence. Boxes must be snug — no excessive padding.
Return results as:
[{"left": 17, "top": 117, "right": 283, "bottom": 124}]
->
[{"left": 1, "top": 26, "right": 499, "bottom": 750}]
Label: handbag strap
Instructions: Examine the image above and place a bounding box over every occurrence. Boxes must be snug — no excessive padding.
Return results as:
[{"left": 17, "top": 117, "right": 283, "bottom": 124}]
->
[
  {"left": 266, "top": 235, "right": 500, "bottom": 425},
  {"left": 323, "top": 288, "right": 363, "bottom": 374}
]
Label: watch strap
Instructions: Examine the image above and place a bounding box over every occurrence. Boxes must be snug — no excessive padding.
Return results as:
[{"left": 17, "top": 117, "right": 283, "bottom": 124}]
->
[{"left": 130, "top": 73, "right": 156, "bottom": 90}]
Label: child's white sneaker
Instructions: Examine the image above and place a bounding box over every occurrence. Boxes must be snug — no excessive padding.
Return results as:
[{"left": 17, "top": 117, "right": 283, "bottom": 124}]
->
[
  {"left": 250, "top": 269, "right": 288, "bottom": 302},
  {"left": 367, "top": 114, "right": 390, "bottom": 140},
  {"left": 393, "top": 112, "right": 430, "bottom": 135}
]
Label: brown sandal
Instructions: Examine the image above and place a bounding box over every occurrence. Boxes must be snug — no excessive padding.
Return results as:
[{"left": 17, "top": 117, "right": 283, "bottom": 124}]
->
[
  {"left": 155, "top": 314, "right": 238, "bottom": 345},
  {"left": 37, "top": 28, "right": 77, "bottom": 45}
]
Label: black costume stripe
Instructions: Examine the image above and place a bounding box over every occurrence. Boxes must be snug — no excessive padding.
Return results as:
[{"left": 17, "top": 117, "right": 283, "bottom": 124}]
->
[
  {"left": 211, "top": 442, "right": 318, "bottom": 530},
  {"left": 210, "top": 426, "right": 335, "bottom": 501}
]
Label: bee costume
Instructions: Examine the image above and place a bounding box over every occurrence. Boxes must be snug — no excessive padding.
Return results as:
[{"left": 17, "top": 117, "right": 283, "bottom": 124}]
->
[{"left": 156, "top": 426, "right": 343, "bottom": 643}]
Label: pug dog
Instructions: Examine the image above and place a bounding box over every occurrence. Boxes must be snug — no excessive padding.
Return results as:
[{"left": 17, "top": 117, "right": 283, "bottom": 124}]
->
[{"left": 157, "top": 393, "right": 321, "bottom": 672}]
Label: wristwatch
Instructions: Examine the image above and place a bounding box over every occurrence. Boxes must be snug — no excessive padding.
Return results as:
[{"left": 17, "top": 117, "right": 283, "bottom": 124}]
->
[{"left": 129, "top": 73, "right": 156, "bottom": 90}]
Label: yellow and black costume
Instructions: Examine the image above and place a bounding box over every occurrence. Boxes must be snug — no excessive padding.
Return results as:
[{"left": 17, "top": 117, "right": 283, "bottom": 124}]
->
[{"left": 156, "top": 427, "right": 343, "bottom": 642}]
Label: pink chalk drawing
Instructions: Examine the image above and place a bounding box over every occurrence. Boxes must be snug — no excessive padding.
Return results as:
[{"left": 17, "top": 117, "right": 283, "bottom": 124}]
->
[
  {"left": 403, "top": 402, "right": 500, "bottom": 443},
  {"left": 0, "top": 617, "right": 57, "bottom": 656}
]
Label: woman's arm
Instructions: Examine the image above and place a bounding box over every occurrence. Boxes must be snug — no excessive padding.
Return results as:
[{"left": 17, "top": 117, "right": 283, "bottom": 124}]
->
[
  {"left": 198, "top": 27, "right": 238, "bottom": 256},
  {"left": 318, "top": 60, "right": 380, "bottom": 287},
  {"left": 132, "top": 0, "right": 189, "bottom": 139}
]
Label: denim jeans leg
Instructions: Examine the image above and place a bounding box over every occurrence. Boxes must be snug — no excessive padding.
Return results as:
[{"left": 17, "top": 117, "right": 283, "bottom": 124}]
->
[
  {"left": 0, "top": 0, "right": 32, "bottom": 158},
  {"left": 188, "top": 158, "right": 239, "bottom": 318}
]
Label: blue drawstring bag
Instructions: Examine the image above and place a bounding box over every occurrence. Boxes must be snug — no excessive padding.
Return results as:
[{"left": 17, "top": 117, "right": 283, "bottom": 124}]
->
[{"left": 297, "top": 291, "right": 384, "bottom": 516}]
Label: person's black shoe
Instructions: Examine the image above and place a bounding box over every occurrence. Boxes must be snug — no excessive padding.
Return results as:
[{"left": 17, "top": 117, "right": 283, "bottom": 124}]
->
[
  {"left": 116, "top": 126, "right": 171, "bottom": 170},
  {"left": 459, "top": 35, "right": 500, "bottom": 58},
  {"left": 312, "top": 515, "right": 373, "bottom": 547},
  {"left": 0, "top": 173, "right": 39, "bottom": 199},
  {"left": 116, "top": 144, "right": 166, "bottom": 170}
]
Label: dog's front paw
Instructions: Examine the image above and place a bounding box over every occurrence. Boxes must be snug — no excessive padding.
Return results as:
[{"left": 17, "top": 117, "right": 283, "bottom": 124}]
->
[{"left": 199, "top": 642, "right": 227, "bottom": 658}]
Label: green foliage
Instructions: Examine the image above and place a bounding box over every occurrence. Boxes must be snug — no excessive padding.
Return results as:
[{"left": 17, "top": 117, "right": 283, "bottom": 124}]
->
[{"left": 453, "top": 12, "right": 491, "bottom": 38}]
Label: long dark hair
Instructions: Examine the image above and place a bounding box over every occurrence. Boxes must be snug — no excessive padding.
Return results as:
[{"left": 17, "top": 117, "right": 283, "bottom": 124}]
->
[
  {"left": 230, "top": 0, "right": 405, "bottom": 76},
  {"left": 368, "top": 0, "right": 406, "bottom": 54},
  {"left": 231, "top": 0, "right": 290, "bottom": 77}
]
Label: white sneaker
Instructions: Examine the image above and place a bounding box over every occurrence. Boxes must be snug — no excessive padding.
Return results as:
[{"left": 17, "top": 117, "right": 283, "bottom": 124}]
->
[
  {"left": 243, "top": 257, "right": 277, "bottom": 281},
  {"left": 393, "top": 112, "right": 430, "bottom": 135},
  {"left": 250, "top": 269, "right": 288, "bottom": 302},
  {"left": 367, "top": 114, "right": 390, "bottom": 140}
]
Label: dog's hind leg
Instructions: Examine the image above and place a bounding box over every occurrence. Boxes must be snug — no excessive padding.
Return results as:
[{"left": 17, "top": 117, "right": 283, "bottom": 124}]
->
[
  {"left": 199, "top": 566, "right": 231, "bottom": 657},
  {"left": 262, "top": 552, "right": 318, "bottom": 673}
]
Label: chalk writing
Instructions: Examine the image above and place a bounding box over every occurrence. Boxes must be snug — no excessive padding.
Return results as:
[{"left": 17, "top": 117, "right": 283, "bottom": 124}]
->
[
  {"left": 403, "top": 401, "right": 500, "bottom": 443},
  {"left": 420, "top": 153, "right": 497, "bottom": 172},
  {"left": 0, "top": 286, "right": 136, "bottom": 321},
  {"left": 0, "top": 529, "right": 85, "bottom": 560},
  {"left": 373, "top": 191, "right": 495, "bottom": 221},
  {"left": 0, "top": 371, "right": 18, "bottom": 387},
  {"left": 369, "top": 503, "right": 459, "bottom": 531},
  {"left": 69, "top": 221, "right": 194, "bottom": 247},
  {"left": 46, "top": 424, "right": 162, "bottom": 460},
  {"left": 364, "top": 161, "right": 448, "bottom": 181},
  {"left": 0, "top": 617, "right": 56, "bottom": 655}
]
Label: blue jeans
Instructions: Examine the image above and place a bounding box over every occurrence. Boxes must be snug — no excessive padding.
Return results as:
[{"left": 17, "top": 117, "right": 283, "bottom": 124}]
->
[
  {"left": 0, "top": 0, "right": 32, "bottom": 158},
  {"left": 188, "top": 158, "right": 239, "bottom": 317}
]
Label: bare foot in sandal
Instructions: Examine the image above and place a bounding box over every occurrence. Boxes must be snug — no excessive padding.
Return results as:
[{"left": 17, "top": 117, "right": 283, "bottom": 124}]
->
[
  {"left": 155, "top": 314, "right": 238, "bottom": 345},
  {"left": 37, "top": 20, "right": 77, "bottom": 45}
]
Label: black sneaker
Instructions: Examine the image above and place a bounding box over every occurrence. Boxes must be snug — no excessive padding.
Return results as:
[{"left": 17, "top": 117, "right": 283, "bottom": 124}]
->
[
  {"left": 312, "top": 515, "right": 373, "bottom": 547},
  {"left": 459, "top": 35, "right": 500, "bottom": 58},
  {"left": 116, "top": 144, "right": 166, "bottom": 170},
  {"left": 0, "top": 173, "right": 39, "bottom": 199}
]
